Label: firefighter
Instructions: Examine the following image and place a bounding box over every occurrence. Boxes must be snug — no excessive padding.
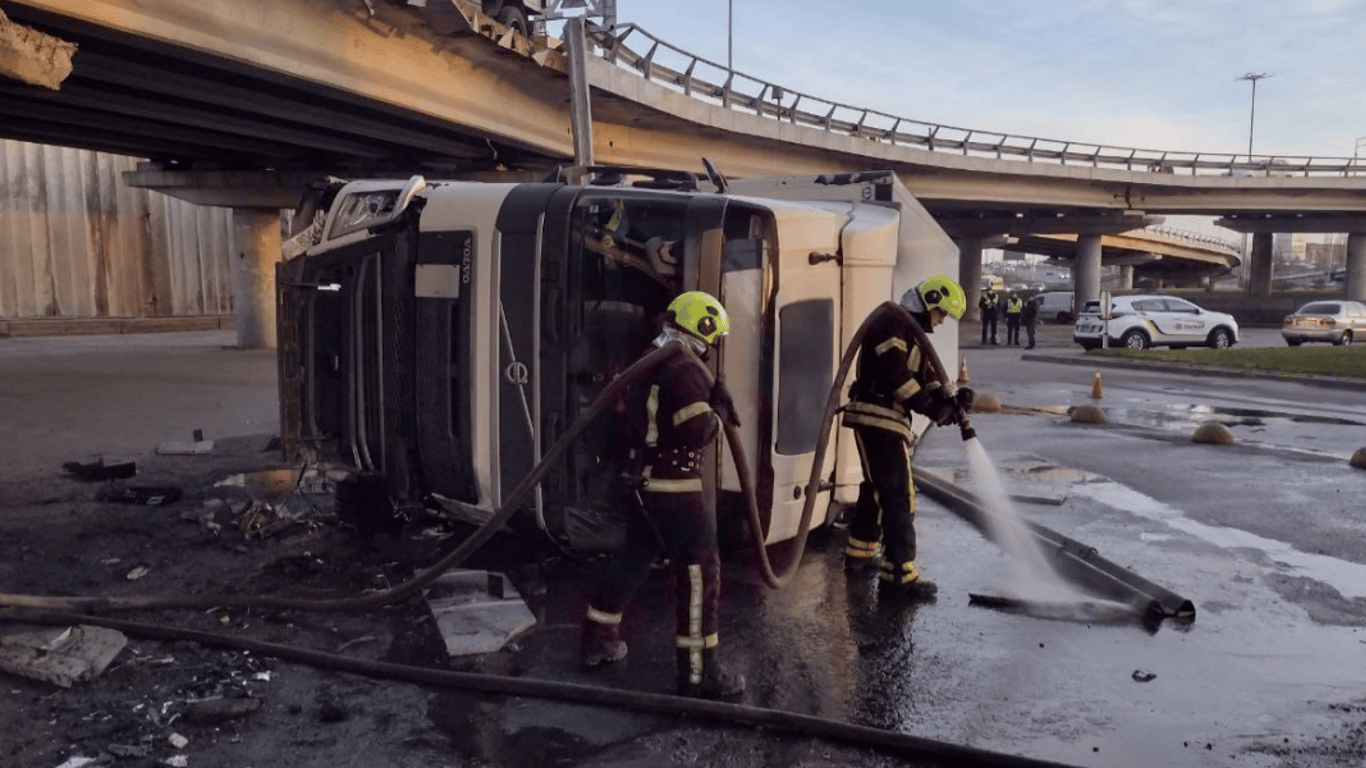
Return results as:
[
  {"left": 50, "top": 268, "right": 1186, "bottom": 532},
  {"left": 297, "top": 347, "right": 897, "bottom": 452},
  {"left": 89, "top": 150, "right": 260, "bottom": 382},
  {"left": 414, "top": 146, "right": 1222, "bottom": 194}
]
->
[
  {"left": 841, "top": 275, "right": 972, "bottom": 600},
  {"left": 580, "top": 290, "right": 746, "bottom": 699}
]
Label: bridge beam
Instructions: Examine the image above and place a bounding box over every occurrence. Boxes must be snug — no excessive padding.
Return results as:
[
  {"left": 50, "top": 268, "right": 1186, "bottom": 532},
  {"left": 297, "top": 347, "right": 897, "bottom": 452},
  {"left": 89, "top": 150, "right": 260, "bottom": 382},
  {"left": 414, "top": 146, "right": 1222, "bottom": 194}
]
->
[
  {"left": 1075, "top": 234, "right": 1103, "bottom": 309},
  {"left": 956, "top": 237, "right": 985, "bottom": 321},
  {"left": 232, "top": 208, "right": 280, "bottom": 350},
  {"left": 1348, "top": 233, "right": 1366, "bottom": 303},
  {"left": 1246, "top": 232, "right": 1274, "bottom": 297}
]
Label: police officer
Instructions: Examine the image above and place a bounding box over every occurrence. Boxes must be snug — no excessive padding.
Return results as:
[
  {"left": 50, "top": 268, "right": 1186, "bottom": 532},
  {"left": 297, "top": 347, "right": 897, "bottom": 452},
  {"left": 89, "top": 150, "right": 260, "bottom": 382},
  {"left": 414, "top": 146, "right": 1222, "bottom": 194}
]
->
[
  {"left": 978, "top": 291, "right": 1000, "bottom": 346},
  {"left": 1022, "top": 293, "right": 1039, "bottom": 349},
  {"left": 1004, "top": 291, "right": 1023, "bottom": 346},
  {"left": 580, "top": 290, "right": 745, "bottom": 699},
  {"left": 841, "top": 275, "right": 972, "bottom": 600}
]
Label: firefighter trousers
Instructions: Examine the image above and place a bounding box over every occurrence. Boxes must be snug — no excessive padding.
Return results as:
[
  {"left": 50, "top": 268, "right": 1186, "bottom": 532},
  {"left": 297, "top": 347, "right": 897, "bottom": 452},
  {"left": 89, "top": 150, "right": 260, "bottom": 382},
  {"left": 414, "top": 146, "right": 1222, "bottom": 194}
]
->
[
  {"left": 589, "top": 488, "right": 721, "bottom": 644},
  {"left": 848, "top": 426, "right": 918, "bottom": 571}
]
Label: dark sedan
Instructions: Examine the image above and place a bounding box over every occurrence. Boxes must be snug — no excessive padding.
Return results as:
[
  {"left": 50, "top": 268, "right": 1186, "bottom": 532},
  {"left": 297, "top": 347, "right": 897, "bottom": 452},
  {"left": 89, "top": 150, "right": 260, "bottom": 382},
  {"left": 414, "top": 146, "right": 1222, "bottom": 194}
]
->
[{"left": 1281, "top": 300, "right": 1366, "bottom": 346}]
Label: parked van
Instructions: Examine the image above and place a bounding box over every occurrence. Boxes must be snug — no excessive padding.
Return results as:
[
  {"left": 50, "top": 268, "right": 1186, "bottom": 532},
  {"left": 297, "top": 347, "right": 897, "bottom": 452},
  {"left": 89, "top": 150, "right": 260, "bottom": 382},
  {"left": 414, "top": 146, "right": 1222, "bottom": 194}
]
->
[{"left": 1033, "top": 291, "right": 1075, "bottom": 323}]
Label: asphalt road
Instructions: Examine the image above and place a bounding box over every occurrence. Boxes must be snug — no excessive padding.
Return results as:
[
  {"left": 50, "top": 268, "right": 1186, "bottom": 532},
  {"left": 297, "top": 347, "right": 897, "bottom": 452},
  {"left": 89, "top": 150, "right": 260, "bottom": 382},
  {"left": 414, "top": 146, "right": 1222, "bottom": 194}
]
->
[{"left": 3, "top": 328, "right": 1365, "bottom": 768}]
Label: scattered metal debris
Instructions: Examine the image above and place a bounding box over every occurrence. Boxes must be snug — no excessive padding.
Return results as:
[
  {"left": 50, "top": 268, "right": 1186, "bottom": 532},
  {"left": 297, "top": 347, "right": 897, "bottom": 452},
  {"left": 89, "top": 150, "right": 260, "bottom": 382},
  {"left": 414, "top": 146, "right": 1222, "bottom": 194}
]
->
[{"left": 1132, "top": 669, "right": 1157, "bottom": 683}]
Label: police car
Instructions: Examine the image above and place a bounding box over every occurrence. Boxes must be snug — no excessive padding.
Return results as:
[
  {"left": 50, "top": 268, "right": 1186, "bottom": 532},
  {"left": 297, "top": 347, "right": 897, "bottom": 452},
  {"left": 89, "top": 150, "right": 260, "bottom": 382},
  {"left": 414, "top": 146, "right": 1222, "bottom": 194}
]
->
[{"left": 1073, "top": 294, "right": 1240, "bottom": 350}]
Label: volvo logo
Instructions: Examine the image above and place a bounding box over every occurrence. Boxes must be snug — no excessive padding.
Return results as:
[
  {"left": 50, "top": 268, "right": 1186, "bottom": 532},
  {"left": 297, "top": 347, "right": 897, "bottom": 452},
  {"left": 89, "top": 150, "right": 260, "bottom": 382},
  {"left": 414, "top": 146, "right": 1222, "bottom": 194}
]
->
[{"left": 505, "top": 362, "right": 529, "bottom": 384}]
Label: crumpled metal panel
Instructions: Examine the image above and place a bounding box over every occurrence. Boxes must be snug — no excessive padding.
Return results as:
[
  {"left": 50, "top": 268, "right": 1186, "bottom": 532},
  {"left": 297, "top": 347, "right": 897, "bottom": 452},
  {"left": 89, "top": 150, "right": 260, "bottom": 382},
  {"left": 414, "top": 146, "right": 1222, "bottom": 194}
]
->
[{"left": 0, "top": 139, "right": 234, "bottom": 320}]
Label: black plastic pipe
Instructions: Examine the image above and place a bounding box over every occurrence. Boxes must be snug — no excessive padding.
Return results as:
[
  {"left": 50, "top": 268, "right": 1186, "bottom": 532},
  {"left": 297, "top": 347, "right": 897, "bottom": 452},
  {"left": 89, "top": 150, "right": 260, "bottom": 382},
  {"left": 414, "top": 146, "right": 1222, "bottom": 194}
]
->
[{"left": 913, "top": 469, "right": 1196, "bottom": 621}]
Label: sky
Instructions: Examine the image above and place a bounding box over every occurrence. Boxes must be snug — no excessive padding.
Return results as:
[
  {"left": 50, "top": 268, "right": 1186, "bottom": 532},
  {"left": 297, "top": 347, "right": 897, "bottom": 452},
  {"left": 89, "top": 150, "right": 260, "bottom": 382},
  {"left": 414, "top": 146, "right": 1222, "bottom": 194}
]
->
[{"left": 607, "top": 0, "right": 1366, "bottom": 160}]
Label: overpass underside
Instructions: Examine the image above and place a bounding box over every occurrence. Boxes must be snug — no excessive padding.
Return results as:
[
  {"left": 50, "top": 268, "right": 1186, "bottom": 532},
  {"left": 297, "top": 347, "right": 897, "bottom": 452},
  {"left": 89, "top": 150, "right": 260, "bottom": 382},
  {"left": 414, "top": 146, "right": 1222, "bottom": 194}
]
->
[{"left": 1, "top": 0, "right": 1363, "bottom": 329}]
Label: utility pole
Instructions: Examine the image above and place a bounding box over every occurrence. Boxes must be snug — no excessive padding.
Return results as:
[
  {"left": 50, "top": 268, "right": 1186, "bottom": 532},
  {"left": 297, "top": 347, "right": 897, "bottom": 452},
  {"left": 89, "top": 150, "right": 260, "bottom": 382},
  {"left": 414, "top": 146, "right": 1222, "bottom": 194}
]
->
[{"left": 1235, "top": 72, "right": 1273, "bottom": 162}]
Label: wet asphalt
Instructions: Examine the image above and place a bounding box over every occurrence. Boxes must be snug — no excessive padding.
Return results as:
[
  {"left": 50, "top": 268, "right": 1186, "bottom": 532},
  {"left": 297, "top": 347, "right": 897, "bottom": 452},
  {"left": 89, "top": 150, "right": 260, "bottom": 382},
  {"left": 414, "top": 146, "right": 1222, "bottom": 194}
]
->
[{"left": 3, "top": 325, "right": 1364, "bottom": 767}]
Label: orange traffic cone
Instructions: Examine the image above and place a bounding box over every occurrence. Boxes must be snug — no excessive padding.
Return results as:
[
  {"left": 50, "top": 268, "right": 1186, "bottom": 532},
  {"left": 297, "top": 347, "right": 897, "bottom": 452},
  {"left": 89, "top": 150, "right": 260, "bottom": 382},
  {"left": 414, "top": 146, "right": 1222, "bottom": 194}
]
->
[
  {"left": 957, "top": 357, "right": 970, "bottom": 386},
  {"left": 1090, "top": 371, "right": 1103, "bottom": 399}
]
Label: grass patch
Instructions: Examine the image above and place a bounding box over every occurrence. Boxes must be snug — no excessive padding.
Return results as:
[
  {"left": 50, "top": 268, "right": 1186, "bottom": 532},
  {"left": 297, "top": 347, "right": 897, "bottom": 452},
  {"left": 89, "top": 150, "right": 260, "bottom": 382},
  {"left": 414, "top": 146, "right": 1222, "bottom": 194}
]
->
[{"left": 1090, "top": 345, "right": 1366, "bottom": 379}]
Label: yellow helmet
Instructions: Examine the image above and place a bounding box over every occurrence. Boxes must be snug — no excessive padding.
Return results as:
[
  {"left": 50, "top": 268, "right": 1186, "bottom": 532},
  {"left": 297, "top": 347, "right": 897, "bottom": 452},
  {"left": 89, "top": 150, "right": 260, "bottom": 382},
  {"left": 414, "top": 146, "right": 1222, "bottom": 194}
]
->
[
  {"left": 667, "top": 290, "right": 730, "bottom": 345},
  {"left": 916, "top": 275, "right": 967, "bottom": 320}
]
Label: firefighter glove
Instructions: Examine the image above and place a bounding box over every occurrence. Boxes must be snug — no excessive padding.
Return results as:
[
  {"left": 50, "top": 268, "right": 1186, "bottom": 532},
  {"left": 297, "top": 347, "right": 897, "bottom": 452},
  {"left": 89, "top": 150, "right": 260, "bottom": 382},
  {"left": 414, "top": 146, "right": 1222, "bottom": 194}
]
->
[
  {"left": 711, "top": 379, "right": 742, "bottom": 428},
  {"left": 955, "top": 386, "right": 975, "bottom": 414},
  {"left": 923, "top": 389, "right": 961, "bottom": 427}
]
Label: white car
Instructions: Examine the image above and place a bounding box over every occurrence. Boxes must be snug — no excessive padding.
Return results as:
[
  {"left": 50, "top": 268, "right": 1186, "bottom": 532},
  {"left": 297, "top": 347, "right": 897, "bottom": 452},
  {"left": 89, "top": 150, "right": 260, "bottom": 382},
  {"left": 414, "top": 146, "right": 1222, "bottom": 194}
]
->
[{"left": 1073, "top": 294, "right": 1240, "bottom": 350}]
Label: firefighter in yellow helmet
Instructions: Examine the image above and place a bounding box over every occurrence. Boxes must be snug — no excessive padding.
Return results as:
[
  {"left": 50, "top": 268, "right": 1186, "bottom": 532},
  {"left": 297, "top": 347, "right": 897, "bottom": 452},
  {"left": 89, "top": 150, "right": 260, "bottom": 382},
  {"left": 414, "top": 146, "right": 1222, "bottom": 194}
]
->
[
  {"left": 581, "top": 290, "right": 746, "bottom": 699},
  {"left": 840, "top": 275, "right": 972, "bottom": 601}
]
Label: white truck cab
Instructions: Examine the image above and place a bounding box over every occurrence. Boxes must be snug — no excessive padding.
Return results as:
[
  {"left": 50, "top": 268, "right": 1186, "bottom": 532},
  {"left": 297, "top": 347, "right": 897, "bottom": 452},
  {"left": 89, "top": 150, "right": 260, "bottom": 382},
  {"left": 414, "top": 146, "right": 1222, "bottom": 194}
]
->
[{"left": 277, "top": 168, "right": 959, "bottom": 552}]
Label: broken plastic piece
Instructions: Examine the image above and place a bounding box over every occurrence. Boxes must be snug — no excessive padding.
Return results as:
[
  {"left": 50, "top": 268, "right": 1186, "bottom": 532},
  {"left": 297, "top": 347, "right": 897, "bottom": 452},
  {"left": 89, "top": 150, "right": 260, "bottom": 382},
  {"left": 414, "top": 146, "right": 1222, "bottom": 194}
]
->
[{"left": 97, "top": 485, "right": 183, "bottom": 506}]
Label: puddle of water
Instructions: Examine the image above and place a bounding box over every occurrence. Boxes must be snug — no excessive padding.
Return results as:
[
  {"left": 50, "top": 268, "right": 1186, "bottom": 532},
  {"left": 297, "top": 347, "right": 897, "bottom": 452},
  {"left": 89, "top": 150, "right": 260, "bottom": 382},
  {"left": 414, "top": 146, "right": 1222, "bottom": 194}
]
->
[{"left": 1073, "top": 480, "right": 1366, "bottom": 599}]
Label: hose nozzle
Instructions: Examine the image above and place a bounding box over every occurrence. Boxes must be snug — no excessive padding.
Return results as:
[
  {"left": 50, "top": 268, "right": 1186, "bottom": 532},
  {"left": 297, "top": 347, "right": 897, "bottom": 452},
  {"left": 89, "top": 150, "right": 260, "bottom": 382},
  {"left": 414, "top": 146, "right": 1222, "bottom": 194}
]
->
[{"left": 959, "top": 417, "right": 977, "bottom": 442}]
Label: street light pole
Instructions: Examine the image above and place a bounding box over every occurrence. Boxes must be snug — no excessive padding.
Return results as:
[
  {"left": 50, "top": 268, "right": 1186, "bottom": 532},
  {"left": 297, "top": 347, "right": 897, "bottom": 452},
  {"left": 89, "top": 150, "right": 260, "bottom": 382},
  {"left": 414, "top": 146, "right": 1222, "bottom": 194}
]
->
[
  {"left": 727, "top": 0, "right": 733, "bottom": 71},
  {"left": 1236, "top": 72, "right": 1273, "bottom": 162}
]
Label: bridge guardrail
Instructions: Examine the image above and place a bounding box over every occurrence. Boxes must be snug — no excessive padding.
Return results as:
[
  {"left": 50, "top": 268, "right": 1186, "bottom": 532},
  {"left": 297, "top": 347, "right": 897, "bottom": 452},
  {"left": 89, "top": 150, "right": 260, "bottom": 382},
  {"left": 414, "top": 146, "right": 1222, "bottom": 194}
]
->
[
  {"left": 588, "top": 22, "right": 1366, "bottom": 180},
  {"left": 1135, "top": 227, "right": 1243, "bottom": 255}
]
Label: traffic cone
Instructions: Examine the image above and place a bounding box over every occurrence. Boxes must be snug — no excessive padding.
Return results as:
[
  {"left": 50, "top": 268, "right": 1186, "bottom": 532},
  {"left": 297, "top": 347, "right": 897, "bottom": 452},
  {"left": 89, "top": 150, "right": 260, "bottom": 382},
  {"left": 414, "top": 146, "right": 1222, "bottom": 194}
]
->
[
  {"left": 957, "top": 357, "right": 970, "bottom": 386},
  {"left": 1090, "top": 371, "right": 1103, "bottom": 399}
]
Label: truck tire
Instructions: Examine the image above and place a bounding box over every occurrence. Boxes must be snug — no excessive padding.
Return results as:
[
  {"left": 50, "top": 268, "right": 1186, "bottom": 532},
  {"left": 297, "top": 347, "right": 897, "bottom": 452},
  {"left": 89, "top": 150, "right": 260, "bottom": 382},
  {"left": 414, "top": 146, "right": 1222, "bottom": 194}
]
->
[{"left": 498, "top": 7, "right": 528, "bottom": 34}]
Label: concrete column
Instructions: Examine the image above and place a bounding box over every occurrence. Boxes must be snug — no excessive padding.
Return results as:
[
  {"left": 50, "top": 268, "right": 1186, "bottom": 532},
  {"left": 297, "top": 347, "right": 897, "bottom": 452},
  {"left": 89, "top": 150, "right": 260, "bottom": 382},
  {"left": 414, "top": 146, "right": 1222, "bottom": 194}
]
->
[
  {"left": 1075, "top": 233, "right": 1103, "bottom": 309},
  {"left": 232, "top": 208, "right": 281, "bottom": 349},
  {"left": 1119, "top": 265, "right": 1134, "bottom": 290},
  {"left": 1347, "top": 233, "right": 1366, "bottom": 303},
  {"left": 957, "top": 236, "right": 985, "bottom": 320},
  {"left": 1247, "top": 232, "right": 1274, "bottom": 297}
]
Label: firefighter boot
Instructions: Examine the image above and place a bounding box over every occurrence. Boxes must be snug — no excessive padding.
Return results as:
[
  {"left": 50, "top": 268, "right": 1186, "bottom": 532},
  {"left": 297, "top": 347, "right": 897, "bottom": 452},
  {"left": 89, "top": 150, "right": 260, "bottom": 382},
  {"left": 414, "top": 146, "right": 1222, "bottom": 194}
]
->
[
  {"left": 580, "top": 619, "right": 628, "bottom": 669},
  {"left": 676, "top": 648, "right": 746, "bottom": 699},
  {"left": 880, "top": 576, "right": 939, "bottom": 603}
]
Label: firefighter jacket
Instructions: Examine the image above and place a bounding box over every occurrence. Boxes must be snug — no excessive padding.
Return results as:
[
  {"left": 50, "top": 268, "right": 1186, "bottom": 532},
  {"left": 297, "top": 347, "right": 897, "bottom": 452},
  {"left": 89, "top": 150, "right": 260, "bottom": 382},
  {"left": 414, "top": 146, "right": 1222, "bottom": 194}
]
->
[
  {"left": 841, "top": 309, "right": 941, "bottom": 443},
  {"left": 636, "top": 349, "right": 717, "bottom": 494}
]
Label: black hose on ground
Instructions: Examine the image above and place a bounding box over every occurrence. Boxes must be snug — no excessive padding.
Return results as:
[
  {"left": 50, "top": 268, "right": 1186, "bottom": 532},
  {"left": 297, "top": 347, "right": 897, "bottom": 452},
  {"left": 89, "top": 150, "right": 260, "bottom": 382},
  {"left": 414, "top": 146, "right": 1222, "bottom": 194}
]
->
[{"left": 0, "top": 608, "right": 1079, "bottom": 768}]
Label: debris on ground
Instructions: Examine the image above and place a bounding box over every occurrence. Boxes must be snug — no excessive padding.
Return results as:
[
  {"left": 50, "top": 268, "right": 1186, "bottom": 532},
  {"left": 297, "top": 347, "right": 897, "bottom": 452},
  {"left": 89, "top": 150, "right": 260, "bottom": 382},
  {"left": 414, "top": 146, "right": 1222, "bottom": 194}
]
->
[
  {"left": 62, "top": 459, "right": 137, "bottom": 481},
  {"left": 1132, "top": 669, "right": 1158, "bottom": 682},
  {"left": 0, "top": 625, "right": 127, "bottom": 688},
  {"left": 157, "top": 440, "right": 216, "bottom": 455},
  {"left": 425, "top": 569, "right": 537, "bottom": 657},
  {"left": 96, "top": 484, "right": 183, "bottom": 506}
]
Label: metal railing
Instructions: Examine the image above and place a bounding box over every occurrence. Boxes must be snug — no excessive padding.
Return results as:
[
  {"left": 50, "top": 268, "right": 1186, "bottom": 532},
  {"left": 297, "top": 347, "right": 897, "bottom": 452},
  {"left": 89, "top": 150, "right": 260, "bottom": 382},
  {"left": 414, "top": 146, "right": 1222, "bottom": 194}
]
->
[
  {"left": 589, "top": 23, "right": 1366, "bottom": 179},
  {"left": 1134, "top": 226, "right": 1243, "bottom": 255}
]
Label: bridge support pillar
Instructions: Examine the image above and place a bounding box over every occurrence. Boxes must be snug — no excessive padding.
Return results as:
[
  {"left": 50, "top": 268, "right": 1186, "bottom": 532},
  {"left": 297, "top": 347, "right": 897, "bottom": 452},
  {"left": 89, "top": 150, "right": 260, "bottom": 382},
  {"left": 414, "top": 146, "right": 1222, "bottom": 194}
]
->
[
  {"left": 1075, "top": 234, "right": 1103, "bottom": 308},
  {"left": 957, "top": 237, "right": 985, "bottom": 320},
  {"left": 1247, "top": 232, "right": 1274, "bottom": 297},
  {"left": 231, "top": 208, "right": 281, "bottom": 350},
  {"left": 1118, "top": 265, "right": 1134, "bottom": 290},
  {"left": 1347, "top": 233, "right": 1366, "bottom": 303}
]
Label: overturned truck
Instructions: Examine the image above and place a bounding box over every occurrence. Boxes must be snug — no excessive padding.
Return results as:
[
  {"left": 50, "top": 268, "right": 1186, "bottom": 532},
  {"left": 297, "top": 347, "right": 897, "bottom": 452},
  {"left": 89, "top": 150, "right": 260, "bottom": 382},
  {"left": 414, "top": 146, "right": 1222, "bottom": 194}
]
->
[{"left": 276, "top": 167, "right": 961, "bottom": 553}]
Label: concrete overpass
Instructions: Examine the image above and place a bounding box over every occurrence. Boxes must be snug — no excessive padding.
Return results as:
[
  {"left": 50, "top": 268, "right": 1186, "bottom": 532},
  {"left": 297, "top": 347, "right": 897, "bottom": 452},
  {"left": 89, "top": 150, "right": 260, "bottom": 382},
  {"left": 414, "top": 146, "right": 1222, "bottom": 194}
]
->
[{"left": 2, "top": 0, "right": 1364, "bottom": 342}]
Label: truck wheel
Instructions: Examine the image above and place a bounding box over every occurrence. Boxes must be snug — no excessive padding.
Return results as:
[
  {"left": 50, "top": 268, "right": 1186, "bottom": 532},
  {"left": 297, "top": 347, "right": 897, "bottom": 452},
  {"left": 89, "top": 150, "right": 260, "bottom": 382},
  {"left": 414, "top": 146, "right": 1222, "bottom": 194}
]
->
[{"left": 498, "top": 7, "right": 528, "bottom": 34}]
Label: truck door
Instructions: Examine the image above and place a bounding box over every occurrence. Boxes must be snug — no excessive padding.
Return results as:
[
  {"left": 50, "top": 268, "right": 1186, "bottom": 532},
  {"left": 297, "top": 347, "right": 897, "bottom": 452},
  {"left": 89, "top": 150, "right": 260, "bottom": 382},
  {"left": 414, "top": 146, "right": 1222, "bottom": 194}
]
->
[{"left": 722, "top": 203, "right": 843, "bottom": 546}]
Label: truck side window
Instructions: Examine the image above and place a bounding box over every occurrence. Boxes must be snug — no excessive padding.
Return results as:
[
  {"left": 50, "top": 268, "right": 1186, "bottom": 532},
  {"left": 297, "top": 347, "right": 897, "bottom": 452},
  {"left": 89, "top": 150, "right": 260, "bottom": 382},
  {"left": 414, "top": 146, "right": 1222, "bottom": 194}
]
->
[{"left": 775, "top": 299, "right": 835, "bottom": 455}]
